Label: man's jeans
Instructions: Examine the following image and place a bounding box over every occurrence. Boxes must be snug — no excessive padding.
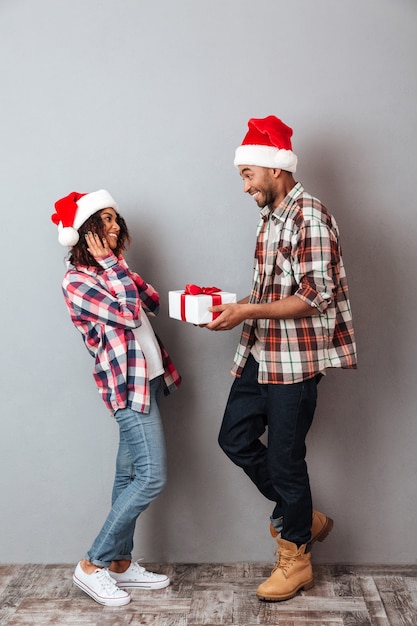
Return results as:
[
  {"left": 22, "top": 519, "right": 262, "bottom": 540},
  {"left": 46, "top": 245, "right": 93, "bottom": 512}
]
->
[
  {"left": 86, "top": 376, "right": 166, "bottom": 567},
  {"left": 218, "top": 354, "right": 319, "bottom": 546}
]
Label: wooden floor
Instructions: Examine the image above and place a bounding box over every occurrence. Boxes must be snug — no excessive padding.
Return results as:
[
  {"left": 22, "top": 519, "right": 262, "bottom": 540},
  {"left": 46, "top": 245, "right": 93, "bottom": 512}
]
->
[{"left": 1, "top": 562, "right": 417, "bottom": 625}]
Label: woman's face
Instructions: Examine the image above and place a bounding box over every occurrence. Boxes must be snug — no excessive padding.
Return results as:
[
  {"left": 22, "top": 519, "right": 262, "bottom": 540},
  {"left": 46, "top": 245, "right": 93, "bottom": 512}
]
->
[{"left": 99, "top": 207, "right": 120, "bottom": 250}]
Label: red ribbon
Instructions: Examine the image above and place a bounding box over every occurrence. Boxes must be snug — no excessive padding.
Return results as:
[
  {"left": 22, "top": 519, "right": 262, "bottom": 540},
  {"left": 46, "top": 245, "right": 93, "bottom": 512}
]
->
[
  {"left": 183, "top": 284, "right": 221, "bottom": 295},
  {"left": 181, "top": 284, "right": 222, "bottom": 321}
]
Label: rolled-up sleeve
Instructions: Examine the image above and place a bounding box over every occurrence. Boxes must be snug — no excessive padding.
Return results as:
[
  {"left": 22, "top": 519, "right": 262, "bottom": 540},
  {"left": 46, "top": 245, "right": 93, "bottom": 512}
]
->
[
  {"left": 293, "top": 219, "right": 339, "bottom": 314},
  {"left": 63, "top": 256, "right": 142, "bottom": 328}
]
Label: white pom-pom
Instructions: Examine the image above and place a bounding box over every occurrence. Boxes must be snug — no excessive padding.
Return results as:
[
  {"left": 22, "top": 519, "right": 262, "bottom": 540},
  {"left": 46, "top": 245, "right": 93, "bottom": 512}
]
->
[{"left": 58, "top": 227, "right": 80, "bottom": 247}]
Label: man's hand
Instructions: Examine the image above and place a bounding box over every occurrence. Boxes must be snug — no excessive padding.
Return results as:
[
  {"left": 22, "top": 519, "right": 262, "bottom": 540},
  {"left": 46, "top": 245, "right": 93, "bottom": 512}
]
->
[{"left": 205, "top": 303, "right": 248, "bottom": 331}]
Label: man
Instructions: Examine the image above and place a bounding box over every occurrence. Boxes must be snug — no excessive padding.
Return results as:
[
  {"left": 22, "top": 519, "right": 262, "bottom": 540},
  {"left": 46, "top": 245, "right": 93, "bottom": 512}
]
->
[{"left": 206, "top": 116, "right": 357, "bottom": 602}]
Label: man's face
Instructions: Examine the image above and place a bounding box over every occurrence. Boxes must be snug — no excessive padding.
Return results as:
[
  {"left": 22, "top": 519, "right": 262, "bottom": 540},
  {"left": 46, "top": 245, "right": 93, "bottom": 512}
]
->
[{"left": 238, "top": 165, "right": 278, "bottom": 209}]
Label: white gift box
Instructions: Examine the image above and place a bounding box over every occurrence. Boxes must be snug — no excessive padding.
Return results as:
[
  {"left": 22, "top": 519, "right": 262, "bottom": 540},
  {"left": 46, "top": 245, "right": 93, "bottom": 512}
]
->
[{"left": 169, "top": 289, "right": 237, "bottom": 324}]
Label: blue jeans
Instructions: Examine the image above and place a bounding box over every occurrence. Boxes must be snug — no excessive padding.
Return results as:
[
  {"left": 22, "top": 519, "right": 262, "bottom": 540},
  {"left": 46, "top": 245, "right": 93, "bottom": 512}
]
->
[
  {"left": 86, "top": 376, "right": 167, "bottom": 567},
  {"left": 218, "top": 354, "right": 319, "bottom": 546}
]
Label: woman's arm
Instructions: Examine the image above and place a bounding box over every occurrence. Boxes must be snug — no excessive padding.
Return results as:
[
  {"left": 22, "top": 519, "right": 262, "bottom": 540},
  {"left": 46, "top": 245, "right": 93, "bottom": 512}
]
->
[{"left": 63, "top": 234, "right": 142, "bottom": 328}]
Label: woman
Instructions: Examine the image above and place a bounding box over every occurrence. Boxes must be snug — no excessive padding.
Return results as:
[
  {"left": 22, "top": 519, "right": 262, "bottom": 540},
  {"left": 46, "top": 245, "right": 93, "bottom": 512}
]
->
[{"left": 51, "top": 190, "right": 181, "bottom": 607}]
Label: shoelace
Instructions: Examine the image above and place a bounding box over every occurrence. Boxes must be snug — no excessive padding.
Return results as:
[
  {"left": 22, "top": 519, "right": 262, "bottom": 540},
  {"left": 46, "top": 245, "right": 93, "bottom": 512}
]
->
[
  {"left": 131, "top": 562, "right": 161, "bottom": 579},
  {"left": 96, "top": 568, "right": 124, "bottom": 596},
  {"left": 272, "top": 548, "right": 300, "bottom": 575}
]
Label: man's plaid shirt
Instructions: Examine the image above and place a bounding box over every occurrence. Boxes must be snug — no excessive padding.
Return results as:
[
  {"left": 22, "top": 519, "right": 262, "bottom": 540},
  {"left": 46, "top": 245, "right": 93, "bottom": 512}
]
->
[
  {"left": 232, "top": 183, "right": 357, "bottom": 384},
  {"left": 62, "top": 255, "right": 181, "bottom": 414}
]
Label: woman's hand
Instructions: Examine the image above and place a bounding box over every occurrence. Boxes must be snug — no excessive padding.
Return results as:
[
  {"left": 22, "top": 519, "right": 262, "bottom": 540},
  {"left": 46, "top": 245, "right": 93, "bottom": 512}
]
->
[{"left": 85, "top": 232, "right": 112, "bottom": 260}]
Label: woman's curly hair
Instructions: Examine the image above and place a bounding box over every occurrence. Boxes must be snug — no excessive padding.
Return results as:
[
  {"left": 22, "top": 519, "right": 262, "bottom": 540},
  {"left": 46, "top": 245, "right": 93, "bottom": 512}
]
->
[{"left": 69, "top": 211, "right": 130, "bottom": 270}]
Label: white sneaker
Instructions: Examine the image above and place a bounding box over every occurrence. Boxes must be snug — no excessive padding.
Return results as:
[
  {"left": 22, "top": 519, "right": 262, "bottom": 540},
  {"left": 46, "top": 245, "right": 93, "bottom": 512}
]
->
[
  {"left": 109, "top": 561, "right": 170, "bottom": 589},
  {"left": 73, "top": 562, "right": 131, "bottom": 606}
]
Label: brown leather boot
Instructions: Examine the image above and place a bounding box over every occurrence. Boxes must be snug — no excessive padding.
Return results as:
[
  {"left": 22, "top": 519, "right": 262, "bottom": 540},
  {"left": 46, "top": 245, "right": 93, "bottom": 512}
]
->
[
  {"left": 257, "top": 538, "right": 313, "bottom": 601},
  {"left": 269, "top": 509, "right": 334, "bottom": 545}
]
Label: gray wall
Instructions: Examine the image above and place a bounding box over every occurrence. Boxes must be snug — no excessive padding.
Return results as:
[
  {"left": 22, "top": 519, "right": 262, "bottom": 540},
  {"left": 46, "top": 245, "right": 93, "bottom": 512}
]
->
[{"left": 1, "top": 0, "right": 416, "bottom": 565}]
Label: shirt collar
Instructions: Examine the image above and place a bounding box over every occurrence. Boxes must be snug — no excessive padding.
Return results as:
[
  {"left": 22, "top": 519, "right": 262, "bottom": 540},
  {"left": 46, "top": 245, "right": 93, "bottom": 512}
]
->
[{"left": 259, "top": 182, "right": 304, "bottom": 222}]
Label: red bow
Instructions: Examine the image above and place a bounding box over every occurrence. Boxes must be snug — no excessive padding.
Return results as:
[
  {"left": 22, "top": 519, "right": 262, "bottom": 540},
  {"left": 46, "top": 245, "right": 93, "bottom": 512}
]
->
[
  {"left": 181, "top": 285, "right": 223, "bottom": 321},
  {"left": 183, "top": 284, "right": 221, "bottom": 295}
]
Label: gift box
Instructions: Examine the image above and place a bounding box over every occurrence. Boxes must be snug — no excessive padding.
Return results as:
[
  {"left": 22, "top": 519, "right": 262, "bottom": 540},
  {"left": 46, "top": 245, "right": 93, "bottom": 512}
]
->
[{"left": 169, "top": 285, "right": 237, "bottom": 324}]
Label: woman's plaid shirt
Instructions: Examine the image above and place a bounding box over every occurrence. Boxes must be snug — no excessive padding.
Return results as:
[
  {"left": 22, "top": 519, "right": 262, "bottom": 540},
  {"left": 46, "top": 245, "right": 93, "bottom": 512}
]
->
[
  {"left": 62, "top": 255, "right": 181, "bottom": 414},
  {"left": 232, "top": 183, "right": 357, "bottom": 384}
]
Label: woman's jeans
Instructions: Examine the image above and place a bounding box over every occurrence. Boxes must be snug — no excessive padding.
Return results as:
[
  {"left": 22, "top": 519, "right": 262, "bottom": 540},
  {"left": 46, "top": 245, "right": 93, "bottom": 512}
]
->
[
  {"left": 86, "top": 376, "right": 166, "bottom": 567},
  {"left": 218, "top": 354, "right": 320, "bottom": 546}
]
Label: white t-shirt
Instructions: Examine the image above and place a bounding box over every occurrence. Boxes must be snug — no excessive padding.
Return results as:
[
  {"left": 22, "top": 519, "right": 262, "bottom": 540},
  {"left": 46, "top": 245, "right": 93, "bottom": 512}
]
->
[{"left": 132, "top": 312, "right": 164, "bottom": 381}]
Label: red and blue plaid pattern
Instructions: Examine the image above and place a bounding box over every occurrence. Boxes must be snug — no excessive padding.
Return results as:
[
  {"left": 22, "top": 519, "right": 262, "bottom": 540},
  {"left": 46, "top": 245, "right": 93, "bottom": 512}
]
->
[
  {"left": 232, "top": 183, "right": 357, "bottom": 383},
  {"left": 62, "top": 255, "right": 181, "bottom": 414}
]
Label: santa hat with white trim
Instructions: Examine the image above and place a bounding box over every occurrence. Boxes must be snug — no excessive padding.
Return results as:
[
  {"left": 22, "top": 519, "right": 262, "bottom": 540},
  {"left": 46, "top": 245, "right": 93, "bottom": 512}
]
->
[
  {"left": 234, "top": 116, "right": 297, "bottom": 173},
  {"left": 51, "top": 189, "right": 119, "bottom": 247}
]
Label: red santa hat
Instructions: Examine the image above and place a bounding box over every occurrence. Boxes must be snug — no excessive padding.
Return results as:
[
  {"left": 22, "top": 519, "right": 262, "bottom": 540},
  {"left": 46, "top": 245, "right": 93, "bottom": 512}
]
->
[
  {"left": 51, "top": 189, "right": 119, "bottom": 246},
  {"left": 234, "top": 116, "right": 297, "bottom": 172}
]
